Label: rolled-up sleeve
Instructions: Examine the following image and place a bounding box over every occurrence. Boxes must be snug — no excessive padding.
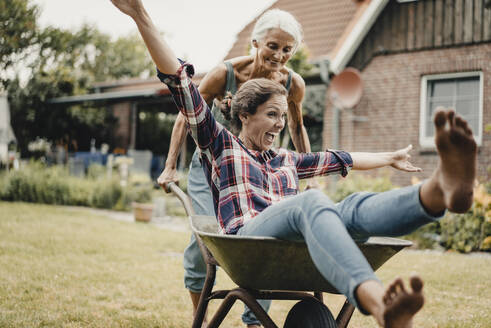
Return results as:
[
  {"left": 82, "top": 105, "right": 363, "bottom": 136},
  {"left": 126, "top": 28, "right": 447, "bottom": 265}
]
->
[
  {"left": 294, "top": 149, "right": 352, "bottom": 179},
  {"left": 157, "top": 61, "right": 221, "bottom": 151}
]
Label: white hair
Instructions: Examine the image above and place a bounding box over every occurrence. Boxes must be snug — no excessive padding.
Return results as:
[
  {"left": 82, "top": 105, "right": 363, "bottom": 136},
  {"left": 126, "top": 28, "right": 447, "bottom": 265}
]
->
[{"left": 250, "top": 9, "right": 303, "bottom": 54}]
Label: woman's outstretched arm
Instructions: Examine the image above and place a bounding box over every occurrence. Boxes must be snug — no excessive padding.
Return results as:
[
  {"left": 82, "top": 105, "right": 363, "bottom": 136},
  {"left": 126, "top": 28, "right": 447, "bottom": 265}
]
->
[
  {"left": 110, "top": 0, "right": 179, "bottom": 74},
  {"left": 351, "top": 145, "right": 421, "bottom": 172}
]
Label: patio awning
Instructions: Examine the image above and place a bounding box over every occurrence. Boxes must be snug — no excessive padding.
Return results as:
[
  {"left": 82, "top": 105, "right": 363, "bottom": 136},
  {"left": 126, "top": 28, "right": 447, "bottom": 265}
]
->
[{"left": 48, "top": 88, "right": 170, "bottom": 105}]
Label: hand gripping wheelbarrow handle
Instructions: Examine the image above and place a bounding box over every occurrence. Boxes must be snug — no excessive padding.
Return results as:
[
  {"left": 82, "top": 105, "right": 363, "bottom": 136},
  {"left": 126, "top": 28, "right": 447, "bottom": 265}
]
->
[{"left": 166, "top": 182, "right": 196, "bottom": 216}]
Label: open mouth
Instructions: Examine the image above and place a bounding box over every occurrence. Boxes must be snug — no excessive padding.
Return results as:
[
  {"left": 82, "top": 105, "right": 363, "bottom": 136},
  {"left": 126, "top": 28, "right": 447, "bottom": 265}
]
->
[{"left": 265, "top": 132, "right": 277, "bottom": 143}]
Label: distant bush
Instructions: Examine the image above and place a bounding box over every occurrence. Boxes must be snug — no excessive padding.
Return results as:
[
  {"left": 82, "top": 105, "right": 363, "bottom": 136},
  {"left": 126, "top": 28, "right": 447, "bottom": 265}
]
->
[
  {"left": 439, "top": 183, "right": 491, "bottom": 253},
  {"left": 326, "top": 171, "right": 395, "bottom": 202},
  {"left": 0, "top": 162, "right": 153, "bottom": 210},
  {"left": 318, "top": 172, "right": 491, "bottom": 253}
]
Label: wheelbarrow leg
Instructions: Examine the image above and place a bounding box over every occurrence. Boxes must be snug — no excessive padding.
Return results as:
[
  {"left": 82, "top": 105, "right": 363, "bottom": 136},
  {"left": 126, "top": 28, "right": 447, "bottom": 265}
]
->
[
  {"left": 207, "top": 288, "right": 278, "bottom": 328},
  {"left": 206, "top": 291, "right": 238, "bottom": 328},
  {"left": 335, "top": 299, "right": 356, "bottom": 328},
  {"left": 192, "top": 264, "right": 216, "bottom": 328}
]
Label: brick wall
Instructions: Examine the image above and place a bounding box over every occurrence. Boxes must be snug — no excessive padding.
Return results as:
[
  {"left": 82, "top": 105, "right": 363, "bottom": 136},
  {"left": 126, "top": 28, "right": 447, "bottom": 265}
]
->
[{"left": 323, "top": 44, "right": 491, "bottom": 186}]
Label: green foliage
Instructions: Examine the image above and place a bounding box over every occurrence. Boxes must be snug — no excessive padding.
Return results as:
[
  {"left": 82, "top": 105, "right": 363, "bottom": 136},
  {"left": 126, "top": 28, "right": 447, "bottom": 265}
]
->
[
  {"left": 440, "top": 209, "right": 489, "bottom": 253},
  {"left": 0, "top": 0, "right": 39, "bottom": 83},
  {"left": 2, "top": 0, "right": 154, "bottom": 155},
  {"left": 86, "top": 32, "right": 154, "bottom": 82},
  {"left": 438, "top": 183, "right": 491, "bottom": 253},
  {"left": 0, "top": 162, "right": 154, "bottom": 210},
  {"left": 286, "top": 46, "right": 313, "bottom": 77},
  {"left": 326, "top": 171, "right": 396, "bottom": 203},
  {"left": 86, "top": 163, "right": 107, "bottom": 180},
  {"left": 127, "top": 173, "right": 154, "bottom": 204},
  {"left": 321, "top": 172, "right": 491, "bottom": 253}
]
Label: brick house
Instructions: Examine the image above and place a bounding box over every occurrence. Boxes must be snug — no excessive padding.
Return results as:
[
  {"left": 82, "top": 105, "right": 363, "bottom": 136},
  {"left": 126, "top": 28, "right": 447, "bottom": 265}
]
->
[
  {"left": 226, "top": 0, "right": 491, "bottom": 185},
  {"left": 51, "top": 0, "right": 490, "bottom": 183}
]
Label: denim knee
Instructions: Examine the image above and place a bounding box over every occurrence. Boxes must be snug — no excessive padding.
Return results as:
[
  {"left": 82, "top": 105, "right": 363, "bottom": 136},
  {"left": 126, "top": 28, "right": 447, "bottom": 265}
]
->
[
  {"left": 297, "top": 189, "right": 336, "bottom": 217},
  {"left": 299, "top": 189, "right": 334, "bottom": 206},
  {"left": 183, "top": 234, "right": 208, "bottom": 293}
]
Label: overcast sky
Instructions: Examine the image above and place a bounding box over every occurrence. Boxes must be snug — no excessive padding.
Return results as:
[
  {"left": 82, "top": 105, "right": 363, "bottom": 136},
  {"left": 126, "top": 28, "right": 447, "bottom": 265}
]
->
[{"left": 32, "top": 0, "right": 276, "bottom": 73}]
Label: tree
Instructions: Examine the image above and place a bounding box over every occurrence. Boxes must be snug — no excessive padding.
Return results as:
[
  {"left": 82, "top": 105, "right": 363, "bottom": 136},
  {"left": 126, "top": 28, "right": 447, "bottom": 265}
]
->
[
  {"left": 0, "top": 0, "right": 39, "bottom": 87},
  {"left": 3, "top": 0, "right": 155, "bottom": 155}
]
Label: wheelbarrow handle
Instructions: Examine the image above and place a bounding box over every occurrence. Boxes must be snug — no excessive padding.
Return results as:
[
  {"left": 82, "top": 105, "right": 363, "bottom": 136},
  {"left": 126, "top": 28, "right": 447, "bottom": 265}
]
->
[
  {"left": 167, "top": 182, "right": 196, "bottom": 216},
  {"left": 164, "top": 181, "right": 176, "bottom": 193}
]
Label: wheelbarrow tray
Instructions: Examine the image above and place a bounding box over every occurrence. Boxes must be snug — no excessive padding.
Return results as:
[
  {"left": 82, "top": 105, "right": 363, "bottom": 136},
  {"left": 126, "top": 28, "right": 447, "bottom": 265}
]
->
[{"left": 191, "top": 214, "right": 412, "bottom": 294}]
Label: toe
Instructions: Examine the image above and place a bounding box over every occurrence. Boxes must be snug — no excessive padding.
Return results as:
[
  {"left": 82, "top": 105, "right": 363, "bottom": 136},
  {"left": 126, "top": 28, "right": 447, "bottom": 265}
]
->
[
  {"left": 410, "top": 276, "right": 423, "bottom": 293},
  {"left": 447, "top": 109, "right": 455, "bottom": 127},
  {"left": 433, "top": 109, "right": 447, "bottom": 130},
  {"left": 455, "top": 115, "right": 468, "bottom": 131},
  {"left": 455, "top": 116, "right": 473, "bottom": 136},
  {"left": 386, "top": 278, "right": 403, "bottom": 299}
]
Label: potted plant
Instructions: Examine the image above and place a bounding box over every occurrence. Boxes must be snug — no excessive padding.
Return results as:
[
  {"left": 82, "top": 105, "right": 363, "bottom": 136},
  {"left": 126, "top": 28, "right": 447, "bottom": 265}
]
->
[{"left": 131, "top": 183, "right": 154, "bottom": 223}]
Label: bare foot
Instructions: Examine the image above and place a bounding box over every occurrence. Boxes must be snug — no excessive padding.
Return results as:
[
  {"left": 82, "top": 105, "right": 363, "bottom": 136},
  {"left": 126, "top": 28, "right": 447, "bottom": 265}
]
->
[
  {"left": 383, "top": 276, "right": 424, "bottom": 328},
  {"left": 434, "top": 108, "right": 477, "bottom": 213}
]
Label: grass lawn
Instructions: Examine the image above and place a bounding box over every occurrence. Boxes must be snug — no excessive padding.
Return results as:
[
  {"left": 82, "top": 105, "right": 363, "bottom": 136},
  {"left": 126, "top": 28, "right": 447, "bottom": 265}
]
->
[{"left": 0, "top": 201, "right": 490, "bottom": 327}]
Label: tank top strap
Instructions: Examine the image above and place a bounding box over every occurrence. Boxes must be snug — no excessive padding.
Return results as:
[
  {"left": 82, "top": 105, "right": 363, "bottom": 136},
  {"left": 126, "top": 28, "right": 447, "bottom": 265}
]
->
[
  {"left": 224, "top": 61, "right": 238, "bottom": 94},
  {"left": 285, "top": 69, "right": 293, "bottom": 92}
]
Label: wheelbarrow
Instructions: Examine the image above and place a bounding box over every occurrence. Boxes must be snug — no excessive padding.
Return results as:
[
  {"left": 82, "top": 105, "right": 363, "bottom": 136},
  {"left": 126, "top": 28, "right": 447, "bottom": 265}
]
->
[{"left": 168, "top": 182, "right": 412, "bottom": 328}]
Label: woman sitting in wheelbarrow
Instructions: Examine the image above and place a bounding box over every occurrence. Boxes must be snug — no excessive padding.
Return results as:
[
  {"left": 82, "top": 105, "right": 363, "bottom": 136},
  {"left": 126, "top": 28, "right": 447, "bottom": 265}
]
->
[{"left": 111, "top": 1, "right": 477, "bottom": 326}]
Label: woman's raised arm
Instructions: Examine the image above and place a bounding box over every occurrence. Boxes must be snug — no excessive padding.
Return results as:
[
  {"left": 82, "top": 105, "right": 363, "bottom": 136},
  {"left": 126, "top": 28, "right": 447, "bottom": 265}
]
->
[{"left": 110, "top": 0, "right": 179, "bottom": 74}]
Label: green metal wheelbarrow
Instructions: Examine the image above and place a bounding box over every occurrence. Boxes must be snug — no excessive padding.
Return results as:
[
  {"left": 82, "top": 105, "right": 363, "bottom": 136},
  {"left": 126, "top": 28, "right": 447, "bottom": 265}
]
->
[{"left": 168, "top": 182, "right": 412, "bottom": 328}]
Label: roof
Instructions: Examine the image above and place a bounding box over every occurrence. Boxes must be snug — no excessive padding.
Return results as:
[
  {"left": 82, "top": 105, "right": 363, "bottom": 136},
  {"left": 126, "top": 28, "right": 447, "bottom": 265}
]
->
[
  {"left": 224, "top": 0, "right": 361, "bottom": 61},
  {"left": 224, "top": 0, "right": 392, "bottom": 75},
  {"left": 49, "top": 74, "right": 205, "bottom": 105}
]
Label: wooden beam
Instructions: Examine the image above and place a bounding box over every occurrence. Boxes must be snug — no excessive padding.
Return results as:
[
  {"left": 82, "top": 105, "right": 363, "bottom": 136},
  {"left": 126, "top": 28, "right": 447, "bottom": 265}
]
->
[
  {"left": 455, "top": 0, "right": 464, "bottom": 43},
  {"left": 415, "top": 0, "right": 425, "bottom": 48},
  {"left": 473, "top": 0, "right": 483, "bottom": 42},
  {"left": 435, "top": 0, "right": 444, "bottom": 46},
  {"left": 392, "top": 3, "right": 404, "bottom": 51},
  {"left": 399, "top": 2, "right": 408, "bottom": 51},
  {"left": 383, "top": 5, "right": 392, "bottom": 52},
  {"left": 407, "top": 1, "right": 416, "bottom": 50},
  {"left": 424, "top": 0, "right": 435, "bottom": 47},
  {"left": 484, "top": 3, "right": 491, "bottom": 40},
  {"left": 443, "top": 0, "right": 455, "bottom": 45},
  {"left": 463, "top": 0, "right": 474, "bottom": 43}
]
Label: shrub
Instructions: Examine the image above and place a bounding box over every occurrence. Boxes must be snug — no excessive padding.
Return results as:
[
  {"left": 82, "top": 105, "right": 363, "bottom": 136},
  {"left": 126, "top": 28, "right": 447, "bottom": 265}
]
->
[
  {"left": 326, "top": 170, "right": 396, "bottom": 202},
  {"left": 89, "top": 178, "right": 124, "bottom": 209},
  {"left": 439, "top": 183, "right": 491, "bottom": 253},
  {"left": 87, "top": 163, "right": 107, "bottom": 180},
  {"left": 0, "top": 161, "right": 154, "bottom": 211}
]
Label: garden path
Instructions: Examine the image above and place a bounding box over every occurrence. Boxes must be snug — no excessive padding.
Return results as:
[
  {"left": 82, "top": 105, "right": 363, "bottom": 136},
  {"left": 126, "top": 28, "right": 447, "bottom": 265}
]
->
[{"left": 64, "top": 203, "right": 190, "bottom": 232}]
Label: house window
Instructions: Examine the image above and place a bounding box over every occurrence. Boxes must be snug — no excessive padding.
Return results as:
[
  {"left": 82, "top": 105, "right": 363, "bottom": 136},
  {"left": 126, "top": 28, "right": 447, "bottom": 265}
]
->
[{"left": 420, "top": 72, "right": 483, "bottom": 148}]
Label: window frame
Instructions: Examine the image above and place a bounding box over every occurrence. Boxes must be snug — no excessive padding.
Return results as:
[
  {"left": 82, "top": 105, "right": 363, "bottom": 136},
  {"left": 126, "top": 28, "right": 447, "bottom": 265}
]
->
[{"left": 419, "top": 71, "right": 483, "bottom": 148}]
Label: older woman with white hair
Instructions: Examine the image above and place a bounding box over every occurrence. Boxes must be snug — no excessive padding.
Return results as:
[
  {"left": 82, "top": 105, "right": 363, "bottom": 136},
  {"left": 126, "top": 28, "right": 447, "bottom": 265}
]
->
[{"left": 156, "top": 5, "right": 313, "bottom": 327}]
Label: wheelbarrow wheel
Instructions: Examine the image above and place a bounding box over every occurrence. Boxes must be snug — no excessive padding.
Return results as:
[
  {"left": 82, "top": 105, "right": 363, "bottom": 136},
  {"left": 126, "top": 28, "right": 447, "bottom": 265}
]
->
[{"left": 283, "top": 299, "right": 337, "bottom": 328}]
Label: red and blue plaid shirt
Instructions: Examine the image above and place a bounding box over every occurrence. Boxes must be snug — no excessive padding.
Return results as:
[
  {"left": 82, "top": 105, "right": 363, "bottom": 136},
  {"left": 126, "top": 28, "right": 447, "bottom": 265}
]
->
[{"left": 158, "top": 63, "right": 353, "bottom": 234}]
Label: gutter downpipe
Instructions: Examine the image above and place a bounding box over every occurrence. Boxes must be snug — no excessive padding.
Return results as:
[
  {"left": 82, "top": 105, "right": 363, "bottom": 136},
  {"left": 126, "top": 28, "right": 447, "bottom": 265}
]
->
[{"left": 325, "top": 0, "right": 387, "bottom": 192}]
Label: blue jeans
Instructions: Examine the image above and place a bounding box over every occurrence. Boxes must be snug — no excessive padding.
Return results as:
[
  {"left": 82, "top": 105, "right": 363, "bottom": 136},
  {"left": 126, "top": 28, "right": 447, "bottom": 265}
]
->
[
  {"left": 183, "top": 151, "right": 269, "bottom": 325},
  {"left": 237, "top": 186, "right": 441, "bottom": 311}
]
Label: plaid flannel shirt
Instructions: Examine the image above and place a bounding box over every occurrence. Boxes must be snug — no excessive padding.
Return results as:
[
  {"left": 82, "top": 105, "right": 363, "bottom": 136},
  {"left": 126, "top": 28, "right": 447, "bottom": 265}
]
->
[{"left": 158, "top": 62, "right": 353, "bottom": 234}]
